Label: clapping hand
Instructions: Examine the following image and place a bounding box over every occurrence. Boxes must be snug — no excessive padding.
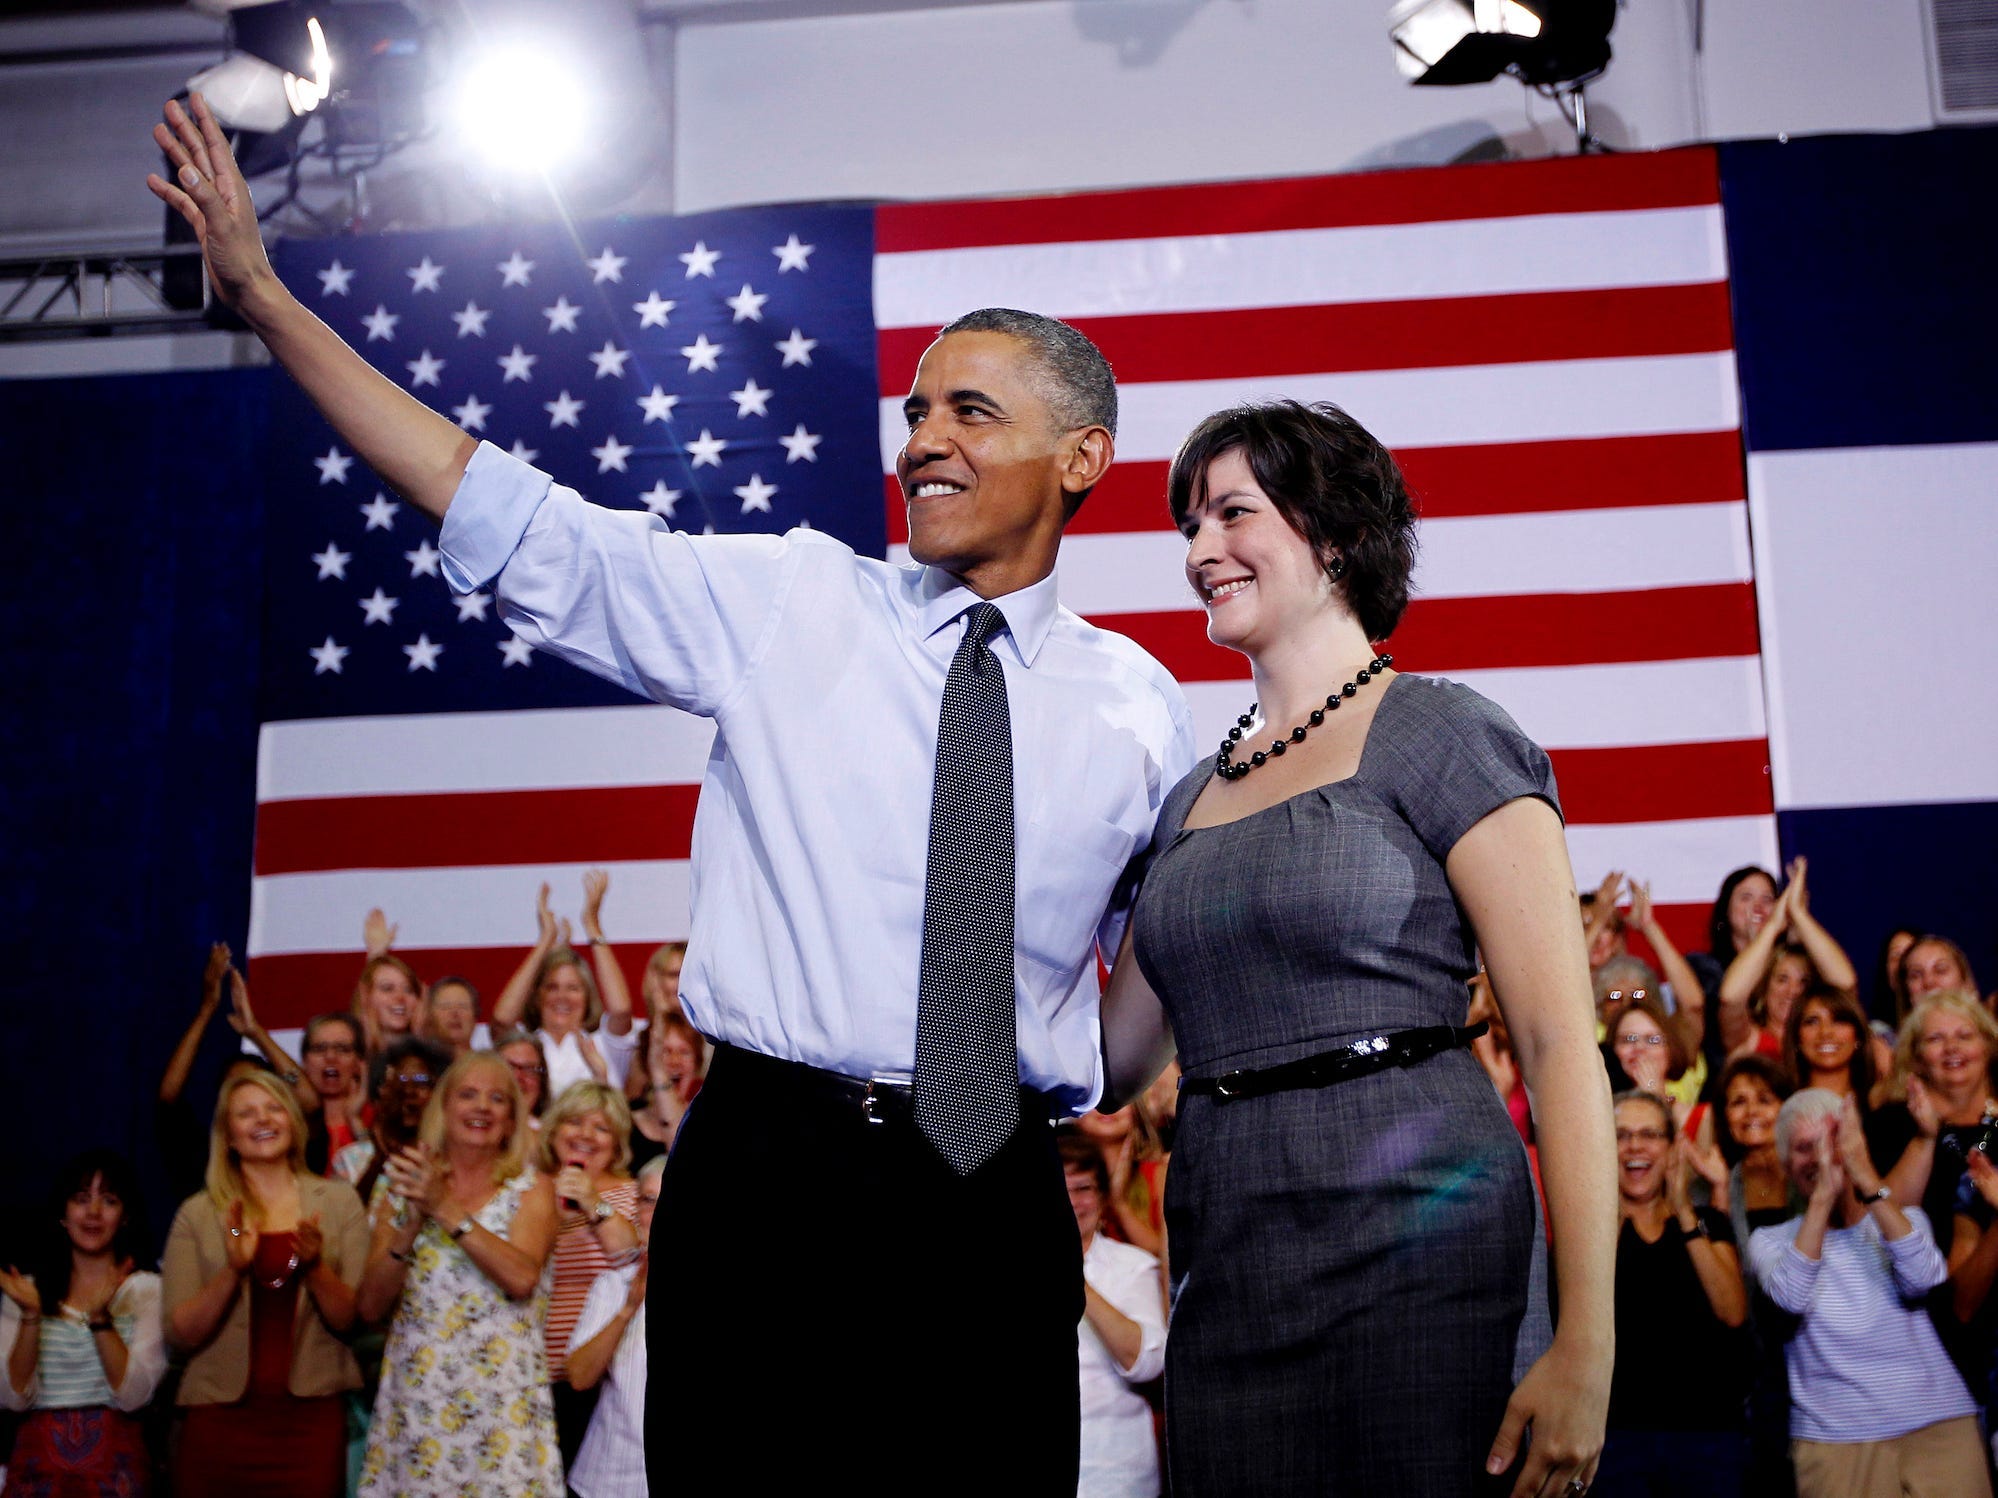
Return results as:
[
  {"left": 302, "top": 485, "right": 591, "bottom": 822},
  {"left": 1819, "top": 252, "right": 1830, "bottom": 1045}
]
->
[
  {"left": 225, "top": 966, "right": 259, "bottom": 1038},
  {"left": 224, "top": 1200, "right": 260, "bottom": 1273},
  {"left": 66, "top": 1264, "right": 131, "bottom": 1320},
  {"left": 1784, "top": 857, "right": 1810, "bottom": 918},
  {"left": 1835, "top": 1094, "right": 1883, "bottom": 1196},
  {"left": 534, "top": 883, "right": 558, "bottom": 948},
  {"left": 1627, "top": 1045, "right": 1669, "bottom": 1098},
  {"left": 1626, "top": 879, "right": 1656, "bottom": 933},
  {"left": 577, "top": 1030, "right": 607, "bottom": 1083},
  {"left": 201, "top": 942, "right": 231, "bottom": 1013},
  {"left": 1966, "top": 1150, "right": 1998, "bottom": 1211},
  {"left": 146, "top": 95, "right": 276, "bottom": 314},
  {"left": 0, "top": 1265, "right": 41, "bottom": 1315},
  {"left": 581, "top": 869, "right": 609, "bottom": 945},
  {"left": 1906, "top": 1076, "right": 1940, "bottom": 1139},
  {"left": 1808, "top": 1123, "right": 1846, "bottom": 1211},
  {"left": 1681, "top": 1131, "right": 1729, "bottom": 1194},
  {"left": 384, "top": 1144, "right": 442, "bottom": 1222},
  {"left": 294, "top": 1213, "right": 324, "bottom": 1270}
]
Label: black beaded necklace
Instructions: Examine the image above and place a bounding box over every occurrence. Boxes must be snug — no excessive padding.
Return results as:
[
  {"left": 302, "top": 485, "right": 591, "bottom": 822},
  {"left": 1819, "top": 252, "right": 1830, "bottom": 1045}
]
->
[{"left": 1216, "top": 654, "right": 1393, "bottom": 782}]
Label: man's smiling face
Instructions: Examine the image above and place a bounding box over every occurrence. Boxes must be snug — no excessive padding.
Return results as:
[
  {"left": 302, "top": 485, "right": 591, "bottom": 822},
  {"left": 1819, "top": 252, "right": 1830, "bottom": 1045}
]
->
[{"left": 897, "top": 330, "right": 1081, "bottom": 598}]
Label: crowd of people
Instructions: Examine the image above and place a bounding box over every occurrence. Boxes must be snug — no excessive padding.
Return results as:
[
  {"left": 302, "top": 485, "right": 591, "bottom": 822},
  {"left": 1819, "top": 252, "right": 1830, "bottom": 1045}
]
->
[{"left": 0, "top": 861, "right": 1987, "bottom": 1496}]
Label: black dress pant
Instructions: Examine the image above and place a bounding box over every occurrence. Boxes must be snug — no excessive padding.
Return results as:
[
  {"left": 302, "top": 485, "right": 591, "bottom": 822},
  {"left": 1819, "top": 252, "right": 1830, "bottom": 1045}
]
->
[{"left": 645, "top": 1043, "right": 1082, "bottom": 1494}]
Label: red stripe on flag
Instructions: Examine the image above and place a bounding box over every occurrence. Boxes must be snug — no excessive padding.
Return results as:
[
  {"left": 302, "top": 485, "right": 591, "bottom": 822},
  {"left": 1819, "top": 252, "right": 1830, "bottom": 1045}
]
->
[
  {"left": 877, "top": 283, "right": 1734, "bottom": 395},
  {"left": 1630, "top": 904, "right": 1713, "bottom": 968},
  {"left": 1090, "top": 583, "right": 1761, "bottom": 680},
  {"left": 246, "top": 943, "right": 662, "bottom": 1032},
  {"left": 876, "top": 148, "right": 1719, "bottom": 254},
  {"left": 254, "top": 785, "right": 699, "bottom": 876},
  {"left": 1546, "top": 740, "right": 1773, "bottom": 824},
  {"left": 885, "top": 430, "right": 1746, "bottom": 544}
]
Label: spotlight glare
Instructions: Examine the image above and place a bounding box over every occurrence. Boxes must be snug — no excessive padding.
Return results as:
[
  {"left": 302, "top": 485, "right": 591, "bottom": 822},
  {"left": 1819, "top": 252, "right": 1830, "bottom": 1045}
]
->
[
  {"left": 281, "top": 16, "right": 333, "bottom": 116},
  {"left": 453, "top": 46, "right": 590, "bottom": 174}
]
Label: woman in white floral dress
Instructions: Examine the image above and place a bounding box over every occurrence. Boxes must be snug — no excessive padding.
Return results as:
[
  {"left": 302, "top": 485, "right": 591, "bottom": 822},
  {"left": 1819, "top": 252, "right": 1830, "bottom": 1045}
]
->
[{"left": 356, "top": 1051, "right": 563, "bottom": 1496}]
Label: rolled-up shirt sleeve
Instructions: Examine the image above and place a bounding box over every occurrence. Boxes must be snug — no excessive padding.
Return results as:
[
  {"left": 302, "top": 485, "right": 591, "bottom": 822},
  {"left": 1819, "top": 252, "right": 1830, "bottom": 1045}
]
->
[
  {"left": 438, "top": 440, "right": 799, "bottom": 717},
  {"left": 1887, "top": 1209, "right": 1949, "bottom": 1298}
]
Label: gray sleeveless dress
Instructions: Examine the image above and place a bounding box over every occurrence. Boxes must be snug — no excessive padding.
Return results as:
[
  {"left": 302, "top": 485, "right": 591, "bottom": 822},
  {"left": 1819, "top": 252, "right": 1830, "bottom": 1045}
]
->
[{"left": 1133, "top": 674, "right": 1556, "bottom": 1496}]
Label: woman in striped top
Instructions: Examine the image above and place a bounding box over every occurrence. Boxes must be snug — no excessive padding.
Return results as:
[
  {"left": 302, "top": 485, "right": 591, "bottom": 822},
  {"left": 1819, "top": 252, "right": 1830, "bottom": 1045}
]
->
[
  {"left": 1746, "top": 1088, "right": 1990, "bottom": 1498},
  {"left": 539, "top": 1079, "right": 642, "bottom": 1471},
  {"left": 0, "top": 1150, "right": 166, "bottom": 1495}
]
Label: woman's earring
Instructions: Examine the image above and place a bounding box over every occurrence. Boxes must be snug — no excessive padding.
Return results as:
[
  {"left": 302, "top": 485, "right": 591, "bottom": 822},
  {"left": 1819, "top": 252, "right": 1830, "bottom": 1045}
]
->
[{"left": 1326, "top": 554, "right": 1346, "bottom": 582}]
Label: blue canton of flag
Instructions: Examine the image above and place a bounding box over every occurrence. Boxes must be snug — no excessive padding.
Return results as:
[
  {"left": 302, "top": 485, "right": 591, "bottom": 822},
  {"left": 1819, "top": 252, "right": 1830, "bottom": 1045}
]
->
[{"left": 261, "top": 204, "right": 882, "bottom": 723}]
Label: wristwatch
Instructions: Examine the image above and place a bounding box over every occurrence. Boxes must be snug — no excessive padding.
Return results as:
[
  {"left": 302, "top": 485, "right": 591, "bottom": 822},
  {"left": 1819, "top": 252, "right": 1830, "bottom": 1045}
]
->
[
  {"left": 449, "top": 1216, "right": 476, "bottom": 1240},
  {"left": 1677, "top": 1217, "right": 1710, "bottom": 1242},
  {"left": 1859, "top": 1183, "right": 1892, "bottom": 1205},
  {"left": 592, "top": 1199, "right": 617, "bottom": 1224}
]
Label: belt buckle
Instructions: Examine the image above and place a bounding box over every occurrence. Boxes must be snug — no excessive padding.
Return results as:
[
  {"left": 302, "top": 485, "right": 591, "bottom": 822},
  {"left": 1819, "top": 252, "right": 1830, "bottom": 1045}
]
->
[
  {"left": 859, "top": 1080, "right": 886, "bottom": 1125},
  {"left": 1214, "top": 1070, "right": 1249, "bottom": 1100}
]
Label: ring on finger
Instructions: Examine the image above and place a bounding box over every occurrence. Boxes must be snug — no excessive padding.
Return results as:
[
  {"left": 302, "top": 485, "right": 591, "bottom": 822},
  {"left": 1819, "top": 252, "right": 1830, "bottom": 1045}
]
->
[{"left": 1564, "top": 1480, "right": 1589, "bottom": 1497}]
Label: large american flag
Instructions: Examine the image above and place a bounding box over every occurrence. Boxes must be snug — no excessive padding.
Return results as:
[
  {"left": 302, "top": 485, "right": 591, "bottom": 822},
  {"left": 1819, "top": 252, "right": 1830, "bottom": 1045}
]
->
[{"left": 247, "top": 149, "right": 1775, "bottom": 1027}]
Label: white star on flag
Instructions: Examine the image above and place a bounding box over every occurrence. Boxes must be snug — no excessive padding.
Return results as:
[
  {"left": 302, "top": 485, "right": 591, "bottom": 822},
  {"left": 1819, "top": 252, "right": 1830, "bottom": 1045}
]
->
[
  {"left": 406, "top": 349, "right": 445, "bottom": 387},
  {"left": 362, "top": 304, "right": 399, "bottom": 342},
  {"left": 730, "top": 378, "right": 772, "bottom": 418},
  {"left": 592, "top": 435, "right": 634, "bottom": 473},
  {"left": 498, "top": 251, "right": 535, "bottom": 287},
  {"left": 509, "top": 439, "right": 540, "bottom": 463},
  {"left": 632, "top": 291, "right": 676, "bottom": 328},
  {"left": 315, "top": 448, "right": 354, "bottom": 484},
  {"left": 403, "top": 634, "right": 443, "bottom": 671},
  {"left": 310, "top": 636, "right": 349, "bottom": 674},
  {"left": 774, "top": 328, "right": 817, "bottom": 367},
  {"left": 498, "top": 345, "right": 538, "bottom": 382},
  {"left": 359, "top": 587, "right": 399, "bottom": 624},
  {"left": 544, "top": 391, "right": 585, "bottom": 428},
  {"left": 772, "top": 234, "right": 815, "bottom": 272},
  {"left": 499, "top": 635, "right": 535, "bottom": 667},
  {"left": 454, "top": 591, "right": 492, "bottom": 622},
  {"left": 406, "top": 257, "right": 445, "bottom": 293},
  {"left": 588, "top": 342, "right": 632, "bottom": 379},
  {"left": 679, "top": 241, "right": 721, "bottom": 278},
  {"left": 316, "top": 260, "right": 354, "bottom": 296},
  {"left": 640, "top": 481, "right": 681, "bottom": 516},
  {"left": 542, "top": 296, "right": 582, "bottom": 334},
  {"left": 685, "top": 429, "right": 726, "bottom": 467},
  {"left": 679, "top": 334, "right": 721, "bottom": 373},
  {"left": 779, "top": 424, "right": 822, "bottom": 463},
  {"left": 360, "top": 493, "right": 399, "bottom": 530},
  {"left": 405, "top": 540, "right": 443, "bottom": 577},
  {"left": 587, "top": 247, "right": 628, "bottom": 284},
  {"left": 725, "top": 284, "right": 768, "bottom": 323},
  {"left": 452, "top": 394, "right": 493, "bottom": 431},
  {"left": 735, "top": 474, "right": 778, "bottom": 513},
  {"left": 452, "top": 302, "right": 491, "bottom": 338},
  {"left": 636, "top": 386, "right": 679, "bottom": 423},
  {"left": 311, "top": 542, "right": 352, "bottom": 579}
]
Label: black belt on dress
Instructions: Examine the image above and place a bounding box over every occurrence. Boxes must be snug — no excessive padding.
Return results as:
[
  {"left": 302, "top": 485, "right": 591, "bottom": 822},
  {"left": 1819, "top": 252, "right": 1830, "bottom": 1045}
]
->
[
  {"left": 1180, "top": 1021, "right": 1488, "bottom": 1102},
  {"left": 712, "top": 1042, "right": 1059, "bottom": 1127}
]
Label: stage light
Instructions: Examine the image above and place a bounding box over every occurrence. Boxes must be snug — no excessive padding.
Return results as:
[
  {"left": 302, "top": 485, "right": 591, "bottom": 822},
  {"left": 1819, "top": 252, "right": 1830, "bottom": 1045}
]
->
[
  {"left": 1387, "top": 0, "right": 1613, "bottom": 88},
  {"left": 449, "top": 44, "right": 592, "bottom": 175},
  {"left": 188, "top": 4, "right": 332, "bottom": 133}
]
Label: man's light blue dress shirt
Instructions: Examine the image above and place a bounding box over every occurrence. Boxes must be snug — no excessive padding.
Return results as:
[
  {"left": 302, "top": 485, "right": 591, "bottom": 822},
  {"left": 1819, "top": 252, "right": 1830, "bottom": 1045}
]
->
[{"left": 440, "top": 442, "right": 1197, "bottom": 1110}]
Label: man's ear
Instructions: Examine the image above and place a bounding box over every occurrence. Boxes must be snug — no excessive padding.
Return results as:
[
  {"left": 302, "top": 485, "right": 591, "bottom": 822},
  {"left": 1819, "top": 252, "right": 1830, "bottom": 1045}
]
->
[{"left": 1060, "top": 425, "right": 1114, "bottom": 499}]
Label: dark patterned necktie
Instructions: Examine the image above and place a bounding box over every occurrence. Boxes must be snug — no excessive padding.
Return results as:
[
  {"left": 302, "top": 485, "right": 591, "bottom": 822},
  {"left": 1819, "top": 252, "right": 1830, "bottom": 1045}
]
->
[{"left": 914, "top": 601, "right": 1020, "bottom": 1176}]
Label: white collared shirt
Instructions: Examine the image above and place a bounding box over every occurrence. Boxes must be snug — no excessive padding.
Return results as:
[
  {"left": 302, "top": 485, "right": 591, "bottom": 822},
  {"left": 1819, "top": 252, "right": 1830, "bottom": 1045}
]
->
[
  {"left": 566, "top": 1265, "right": 646, "bottom": 1498},
  {"left": 1079, "top": 1234, "right": 1167, "bottom": 1498},
  {"left": 441, "top": 443, "right": 1196, "bottom": 1109}
]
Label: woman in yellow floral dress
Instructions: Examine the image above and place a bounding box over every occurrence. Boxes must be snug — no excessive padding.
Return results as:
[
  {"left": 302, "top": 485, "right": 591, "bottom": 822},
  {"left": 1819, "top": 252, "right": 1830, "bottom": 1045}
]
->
[{"left": 356, "top": 1052, "right": 563, "bottom": 1496}]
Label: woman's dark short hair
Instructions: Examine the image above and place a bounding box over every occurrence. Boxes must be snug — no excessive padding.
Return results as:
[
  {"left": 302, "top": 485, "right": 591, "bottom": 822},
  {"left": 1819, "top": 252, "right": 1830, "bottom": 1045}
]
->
[
  {"left": 34, "top": 1150, "right": 148, "bottom": 1309},
  {"left": 1166, "top": 399, "right": 1418, "bottom": 641},
  {"left": 1055, "top": 1128, "right": 1112, "bottom": 1196},
  {"left": 368, "top": 1035, "right": 452, "bottom": 1100},
  {"left": 1713, "top": 1054, "right": 1794, "bottom": 1161}
]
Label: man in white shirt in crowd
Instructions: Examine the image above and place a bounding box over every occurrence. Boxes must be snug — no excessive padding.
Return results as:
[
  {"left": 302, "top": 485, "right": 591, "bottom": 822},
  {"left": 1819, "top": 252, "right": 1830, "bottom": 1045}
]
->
[
  {"left": 151, "top": 95, "right": 1196, "bottom": 1493},
  {"left": 1061, "top": 1133, "right": 1167, "bottom": 1498}
]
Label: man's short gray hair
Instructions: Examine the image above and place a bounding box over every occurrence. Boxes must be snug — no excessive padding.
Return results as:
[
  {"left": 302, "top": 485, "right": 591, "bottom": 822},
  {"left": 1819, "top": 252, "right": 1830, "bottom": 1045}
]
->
[
  {"left": 937, "top": 307, "right": 1117, "bottom": 436},
  {"left": 1774, "top": 1087, "right": 1845, "bottom": 1166}
]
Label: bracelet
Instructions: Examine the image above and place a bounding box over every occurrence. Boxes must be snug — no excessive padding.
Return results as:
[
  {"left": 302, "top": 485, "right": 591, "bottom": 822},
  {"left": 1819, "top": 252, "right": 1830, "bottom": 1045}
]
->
[
  {"left": 589, "top": 934, "right": 611, "bottom": 946},
  {"left": 88, "top": 1316, "right": 114, "bottom": 1333}
]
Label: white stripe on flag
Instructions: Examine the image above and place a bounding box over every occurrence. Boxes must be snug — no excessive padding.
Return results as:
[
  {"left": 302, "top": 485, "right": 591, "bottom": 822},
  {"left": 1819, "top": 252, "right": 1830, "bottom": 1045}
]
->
[
  {"left": 873, "top": 207, "right": 1726, "bottom": 327},
  {"left": 878, "top": 353, "right": 1743, "bottom": 470},
  {"left": 1000, "top": 501, "right": 1757, "bottom": 618},
  {"left": 1564, "top": 816, "right": 1779, "bottom": 902},
  {"left": 1182, "top": 658, "right": 1768, "bottom": 753},
  {"left": 249, "top": 859, "right": 693, "bottom": 956},
  {"left": 257, "top": 705, "right": 717, "bottom": 801}
]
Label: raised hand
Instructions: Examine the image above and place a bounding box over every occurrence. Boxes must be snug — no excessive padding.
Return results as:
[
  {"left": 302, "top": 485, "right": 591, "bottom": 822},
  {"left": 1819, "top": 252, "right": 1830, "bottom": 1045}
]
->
[
  {"left": 1626, "top": 879, "right": 1654, "bottom": 932},
  {"left": 1809, "top": 1124, "right": 1846, "bottom": 1210},
  {"left": 0, "top": 1265, "right": 41, "bottom": 1315},
  {"left": 1628, "top": 1046, "right": 1668, "bottom": 1098},
  {"left": 1905, "top": 1076, "right": 1940, "bottom": 1139},
  {"left": 224, "top": 1199, "right": 260, "bottom": 1273},
  {"left": 294, "top": 1212, "right": 324, "bottom": 1270},
  {"left": 1784, "top": 857, "right": 1811, "bottom": 918},
  {"left": 1591, "top": 870, "right": 1624, "bottom": 913},
  {"left": 202, "top": 942, "right": 232, "bottom": 1009},
  {"left": 534, "top": 882, "right": 557, "bottom": 948},
  {"left": 557, "top": 915, "right": 575, "bottom": 951},
  {"left": 1665, "top": 1141, "right": 1695, "bottom": 1217},
  {"left": 383, "top": 1145, "right": 442, "bottom": 1221},
  {"left": 1967, "top": 1150, "right": 1998, "bottom": 1212},
  {"left": 226, "top": 966, "right": 259, "bottom": 1037},
  {"left": 582, "top": 869, "right": 610, "bottom": 943},
  {"left": 1682, "top": 1131, "right": 1729, "bottom": 1191},
  {"left": 145, "top": 94, "right": 278, "bottom": 314},
  {"left": 1835, "top": 1094, "right": 1881, "bottom": 1192},
  {"left": 363, "top": 908, "right": 399, "bottom": 959}
]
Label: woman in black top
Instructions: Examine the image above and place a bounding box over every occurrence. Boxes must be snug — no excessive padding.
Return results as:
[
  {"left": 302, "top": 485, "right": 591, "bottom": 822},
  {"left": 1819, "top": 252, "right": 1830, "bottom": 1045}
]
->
[{"left": 1594, "top": 1090, "right": 1750, "bottom": 1497}]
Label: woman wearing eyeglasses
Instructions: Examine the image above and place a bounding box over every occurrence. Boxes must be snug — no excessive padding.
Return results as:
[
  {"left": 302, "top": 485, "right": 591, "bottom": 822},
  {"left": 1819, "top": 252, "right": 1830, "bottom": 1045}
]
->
[
  {"left": 1593, "top": 1090, "right": 1749, "bottom": 1497},
  {"left": 1604, "top": 991, "right": 1713, "bottom": 1151}
]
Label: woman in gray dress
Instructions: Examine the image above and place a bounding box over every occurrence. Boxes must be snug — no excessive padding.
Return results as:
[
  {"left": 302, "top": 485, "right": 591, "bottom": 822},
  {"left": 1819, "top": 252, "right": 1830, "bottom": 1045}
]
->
[{"left": 1102, "top": 400, "right": 1616, "bottom": 1498}]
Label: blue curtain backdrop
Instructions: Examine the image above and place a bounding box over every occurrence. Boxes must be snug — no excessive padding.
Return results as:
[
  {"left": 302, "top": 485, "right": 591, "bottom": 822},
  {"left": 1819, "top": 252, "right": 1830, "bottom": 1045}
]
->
[{"left": 0, "top": 365, "right": 271, "bottom": 1259}]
